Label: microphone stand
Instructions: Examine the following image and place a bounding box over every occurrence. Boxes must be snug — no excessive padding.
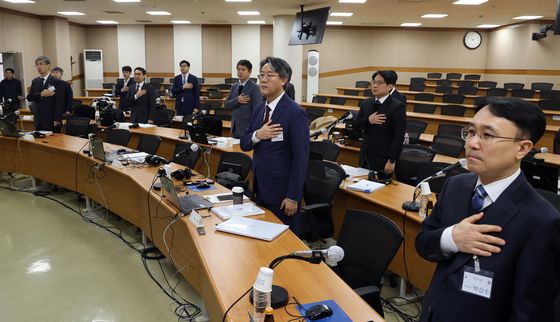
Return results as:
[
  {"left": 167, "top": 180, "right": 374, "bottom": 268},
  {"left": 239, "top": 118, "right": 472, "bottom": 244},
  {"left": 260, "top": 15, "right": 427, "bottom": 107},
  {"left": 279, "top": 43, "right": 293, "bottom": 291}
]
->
[{"left": 402, "top": 173, "right": 445, "bottom": 211}]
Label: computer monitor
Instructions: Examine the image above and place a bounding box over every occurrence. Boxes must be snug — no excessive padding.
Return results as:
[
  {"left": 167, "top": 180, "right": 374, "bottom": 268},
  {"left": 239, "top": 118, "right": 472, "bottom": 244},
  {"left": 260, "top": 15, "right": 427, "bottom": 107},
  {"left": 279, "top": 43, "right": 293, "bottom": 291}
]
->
[{"left": 521, "top": 159, "right": 559, "bottom": 193}]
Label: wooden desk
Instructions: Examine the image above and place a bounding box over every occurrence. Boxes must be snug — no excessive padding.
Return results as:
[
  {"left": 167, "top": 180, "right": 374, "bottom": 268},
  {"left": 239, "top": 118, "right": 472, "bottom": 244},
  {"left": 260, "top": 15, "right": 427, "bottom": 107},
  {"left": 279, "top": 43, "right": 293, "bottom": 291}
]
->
[
  {"left": 0, "top": 134, "right": 383, "bottom": 322},
  {"left": 85, "top": 88, "right": 112, "bottom": 97},
  {"left": 74, "top": 96, "right": 225, "bottom": 110}
]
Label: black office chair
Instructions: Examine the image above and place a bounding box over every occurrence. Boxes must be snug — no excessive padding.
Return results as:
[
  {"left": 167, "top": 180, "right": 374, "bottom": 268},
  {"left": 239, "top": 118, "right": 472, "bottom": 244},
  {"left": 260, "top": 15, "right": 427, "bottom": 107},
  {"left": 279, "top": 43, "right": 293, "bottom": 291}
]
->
[
  {"left": 504, "top": 82, "right": 524, "bottom": 90},
  {"left": 215, "top": 152, "right": 252, "bottom": 191},
  {"left": 416, "top": 161, "right": 469, "bottom": 195},
  {"left": 102, "top": 82, "right": 115, "bottom": 90},
  {"left": 456, "top": 80, "right": 474, "bottom": 88},
  {"left": 511, "top": 89, "right": 535, "bottom": 99},
  {"left": 435, "top": 85, "right": 453, "bottom": 94},
  {"left": 136, "top": 134, "right": 161, "bottom": 155},
  {"left": 309, "top": 141, "right": 340, "bottom": 162},
  {"left": 306, "top": 108, "right": 325, "bottom": 123},
  {"left": 406, "top": 131, "right": 422, "bottom": 144},
  {"left": 441, "top": 104, "right": 466, "bottom": 117},
  {"left": 487, "top": 88, "right": 508, "bottom": 97},
  {"left": 531, "top": 82, "right": 554, "bottom": 91},
  {"left": 207, "top": 88, "right": 224, "bottom": 99},
  {"left": 329, "top": 97, "right": 347, "bottom": 105},
  {"left": 415, "top": 93, "right": 435, "bottom": 102},
  {"left": 298, "top": 160, "right": 346, "bottom": 242},
  {"left": 541, "top": 90, "right": 560, "bottom": 100},
  {"left": 406, "top": 120, "right": 428, "bottom": 134},
  {"left": 215, "top": 83, "right": 232, "bottom": 91},
  {"left": 437, "top": 123, "right": 463, "bottom": 138},
  {"left": 539, "top": 99, "right": 560, "bottom": 111},
  {"left": 355, "top": 81, "right": 370, "bottom": 88},
  {"left": 427, "top": 72, "right": 442, "bottom": 79},
  {"left": 65, "top": 116, "right": 95, "bottom": 138},
  {"left": 213, "top": 108, "right": 232, "bottom": 121},
  {"left": 173, "top": 142, "right": 201, "bottom": 168},
  {"left": 410, "top": 77, "right": 426, "bottom": 86},
  {"left": 74, "top": 104, "right": 96, "bottom": 120},
  {"left": 555, "top": 129, "right": 560, "bottom": 155},
  {"left": 413, "top": 103, "right": 436, "bottom": 114},
  {"left": 312, "top": 95, "right": 328, "bottom": 104},
  {"left": 224, "top": 77, "right": 238, "bottom": 84},
  {"left": 344, "top": 89, "right": 360, "bottom": 96},
  {"left": 536, "top": 189, "right": 560, "bottom": 210},
  {"left": 431, "top": 135, "right": 465, "bottom": 157},
  {"left": 198, "top": 115, "right": 223, "bottom": 136},
  {"left": 335, "top": 209, "right": 403, "bottom": 317},
  {"left": 478, "top": 81, "right": 497, "bottom": 89},
  {"left": 464, "top": 74, "right": 481, "bottom": 80},
  {"left": 395, "top": 144, "right": 436, "bottom": 185},
  {"left": 197, "top": 77, "right": 205, "bottom": 84},
  {"left": 152, "top": 107, "right": 174, "bottom": 127},
  {"left": 458, "top": 86, "right": 479, "bottom": 96},
  {"left": 409, "top": 83, "right": 426, "bottom": 92},
  {"left": 442, "top": 93, "right": 465, "bottom": 104},
  {"left": 446, "top": 73, "right": 462, "bottom": 80},
  {"left": 363, "top": 89, "right": 373, "bottom": 97},
  {"left": 149, "top": 77, "right": 164, "bottom": 89},
  {"left": 474, "top": 96, "right": 488, "bottom": 107},
  {"left": 106, "top": 129, "right": 131, "bottom": 147},
  {"left": 436, "top": 79, "right": 452, "bottom": 86}
]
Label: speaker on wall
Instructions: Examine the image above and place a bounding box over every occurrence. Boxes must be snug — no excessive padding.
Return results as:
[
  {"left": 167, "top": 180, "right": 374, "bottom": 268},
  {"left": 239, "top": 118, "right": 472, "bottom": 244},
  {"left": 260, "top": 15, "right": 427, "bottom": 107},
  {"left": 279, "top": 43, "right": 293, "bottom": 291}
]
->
[{"left": 306, "top": 50, "right": 319, "bottom": 102}]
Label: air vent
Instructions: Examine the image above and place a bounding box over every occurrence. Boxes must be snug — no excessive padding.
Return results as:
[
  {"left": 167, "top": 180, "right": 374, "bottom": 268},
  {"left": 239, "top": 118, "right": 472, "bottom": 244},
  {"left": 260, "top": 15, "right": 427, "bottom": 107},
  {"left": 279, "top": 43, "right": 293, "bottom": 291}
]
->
[
  {"left": 208, "top": 20, "right": 230, "bottom": 24},
  {"left": 103, "top": 10, "right": 125, "bottom": 14},
  {"left": 135, "top": 20, "right": 152, "bottom": 23},
  {"left": 85, "top": 51, "right": 102, "bottom": 61}
]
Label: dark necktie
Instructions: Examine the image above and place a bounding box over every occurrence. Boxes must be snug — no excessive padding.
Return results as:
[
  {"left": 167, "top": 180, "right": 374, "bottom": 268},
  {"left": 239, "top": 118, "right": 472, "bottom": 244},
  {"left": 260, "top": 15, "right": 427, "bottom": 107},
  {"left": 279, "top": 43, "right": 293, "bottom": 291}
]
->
[
  {"left": 263, "top": 105, "right": 271, "bottom": 124},
  {"left": 374, "top": 99, "right": 381, "bottom": 105},
  {"left": 183, "top": 75, "right": 186, "bottom": 85},
  {"left": 136, "top": 84, "right": 140, "bottom": 92},
  {"left": 238, "top": 84, "right": 244, "bottom": 96},
  {"left": 471, "top": 185, "right": 488, "bottom": 212}
]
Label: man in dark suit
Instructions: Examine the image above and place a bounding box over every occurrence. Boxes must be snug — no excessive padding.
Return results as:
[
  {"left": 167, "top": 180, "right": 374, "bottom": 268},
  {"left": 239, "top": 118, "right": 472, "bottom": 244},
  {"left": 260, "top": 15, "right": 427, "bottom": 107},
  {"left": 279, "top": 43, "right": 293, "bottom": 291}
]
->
[
  {"left": 0, "top": 68, "right": 24, "bottom": 109},
  {"left": 224, "top": 59, "right": 262, "bottom": 138},
  {"left": 355, "top": 70, "right": 406, "bottom": 173},
  {"left": 240, "top": 57, "right": 309, "bottom": 232},
  {"left": 416, "top": 97, "right": 560, "bottom": 322},
  {"left": 171, "top": 60, "right": 200, "bottom": 116},
  {"left": 114, "top": 65, "right": 135, "bottom": 111},
  {"left": 26, "top": 56, "right": 65, "bottom": 132},
  {"left": 125, "top": 67, "right": 156, "bottom": 124},
  {"left": 389, "top": 70, "right": 407, "bottom": 105},
  {"left": 51, "top": 67, "right": 73, "bottom": 113}
]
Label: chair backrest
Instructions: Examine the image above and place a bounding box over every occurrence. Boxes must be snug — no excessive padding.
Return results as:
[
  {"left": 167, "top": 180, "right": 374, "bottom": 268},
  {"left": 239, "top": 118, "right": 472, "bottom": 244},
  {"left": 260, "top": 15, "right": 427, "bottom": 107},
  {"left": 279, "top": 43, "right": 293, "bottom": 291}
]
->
[
  {"left": 74, "top": 104, "right": 96, "bottom": 119},
  {"left": 102, "top": 82, "right": 115, "bottom": 89},
  {"left": 312, "top": 95, "right": 328, "bottom": 103},
  {"left": 555, "top": 129, "right": 560, "bottom": 154},
  {"left": 363, "top": 89, "right": 373, "bottom": 97},
  {"left": 539, "top": 99, "right": 560, "bottom": 111},
  {"left": 343, "top": 89, "right": 360, "bottom": 96},
  {"left": 65, "top": 117, "right": 94, "bottom": 137},
  {"left": 309, "top": 141, "right": 340, "bottom": 162},
  {"left": 504, "top": 82, "right": 524, "bottom": 90},
  {"left": 478, "top": 81, "right": 497, "bottom": 89},
  {"left": 151, "top": 108, "right": 172, "bottom": 127},
  {"left": 406, "top": 131, "right": 421, "bottom": 144},
  {"left": 355, "top": 81, "right": 370, "bottom": 88},
  {"left": 427, "top": 72, "right": 442, "bottom": 79},
  {"left": 415, "top": 93, "right": 435, "bottom": 102},
  {"left": 431, "top": 135, "right": 465, "bottom": 157},
  {"left": 173, "top": 142, "right": 201, "bottom": 168},
  {"left": 207, "top": 89, "right": 224, "bottom": 99},
  {"left": 406, "top": 120, "right": 428, "bottom": 133},
  {"left": 337, "top": 209, "right": 403, "bottom": 288},
  {"left": 306, "top": 108, "right": 325, "bottom": 123},
  {"left": 409, "top": 83, "right": 426, "bottom": 92},
  {"left": 410, "top": 77, "right": 426, "bottom": 85},
  {"left": 437, "top": 123, "right": 463, "bottom": 137},
  {"left": 329, "top": 97, "right": 347, "bottom": 105},
  {"left": 441, "top": 104, "right": 466, "bottom": 117},
  {"left": 106, "top": 129, "right": 131, "bottom": 147},
  {"left": 224, "top": 77, "right": 238, "bottom": 84},
  {"left": 474, "top": 96, "right": 488, "bottom": 107},
  {"left": 531, "top": 82, "right": 554, "bottom": 91},
  {"left": 536, "top": 188, "right": 560, "bottom": 211},
  {"left": 149, "top": 78, "right": 164, "bottom": 88},
  {"left": 456, "top": 80, "right": 474, "bottom": 88},
  {"left": 213, "top": 108, "right": 232, "bottom": 121},
  {"left": 215, "top": 83, "right": 232, "bottom": 91},
  {"left": 540, "top": 90, "right": 560, "bottom": 100},
  {"left": 436, "top": 79, "right": 452, "bottom": 86},
  {"left": 217, "top": 152, "right": 252, "bottom": 180},
  {"left": 136, "top": 134, "right": 162, "bottom": 155},
  {"left": 435, "top": 85, "right": 453, "bottom": 94},
  {"left": 446, "top": 73, "right": 462, "bottom": 80},
  {"left": 395, "top": 144, "right": 436, "bottom": 185},
  {"left": 197, "top": 77, "right": 205, "bottom": 84},
  {"left": 442, "top": 93, "right": 465, "bottom": 104},
  {"left": 416, "top": 161, "right": 469, "bottom": 194},
  {"left": 511, "top": 89, "right": 535, "bottom": 98},
  {"left": 413, "top": 103, "right": 436, "bottom": 114},
  {"left": 464, "top": 74, "right": 481, "bottom": 80},
  {"left": 304, "top": 160, "right": 346, "bottom": 207},
  {"left": 458, "top": 86, "right": 479, "bottom": 95},
  {"left": 486, "top": 88, "right": 507, "bottom": 97}
]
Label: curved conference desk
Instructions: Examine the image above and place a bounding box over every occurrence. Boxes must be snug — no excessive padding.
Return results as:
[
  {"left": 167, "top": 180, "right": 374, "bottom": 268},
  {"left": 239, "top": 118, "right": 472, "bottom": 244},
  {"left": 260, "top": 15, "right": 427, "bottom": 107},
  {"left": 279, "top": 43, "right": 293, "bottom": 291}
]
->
[{"left": 0, "top": 134, "right": 384, "bottom": 322}]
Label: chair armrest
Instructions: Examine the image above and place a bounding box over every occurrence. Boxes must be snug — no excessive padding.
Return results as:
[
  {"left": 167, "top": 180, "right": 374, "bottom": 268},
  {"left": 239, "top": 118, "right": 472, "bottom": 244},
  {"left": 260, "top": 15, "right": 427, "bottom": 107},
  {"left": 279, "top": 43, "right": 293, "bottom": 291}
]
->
[
  {"left": 301, "top": 203, "right": 331, "bottom": 213},
  {"left": 354, "top": 285, "right": 380, "bottom": 297}
]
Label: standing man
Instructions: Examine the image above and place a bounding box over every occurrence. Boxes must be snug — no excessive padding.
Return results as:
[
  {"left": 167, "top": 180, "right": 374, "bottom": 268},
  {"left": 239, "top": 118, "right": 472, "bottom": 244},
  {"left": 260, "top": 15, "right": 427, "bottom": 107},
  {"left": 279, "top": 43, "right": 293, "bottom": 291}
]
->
[
  {"left": 0, "top": 68, "right": 24, "bottom": 109},
  {"left": 355, "top": 70, "right": 406, "bottom": 174},
  {"left": 224, "top": 59, "right": 262, "bottom": 138},
  {"left": 51, "top": 67, "right": 73, "bottom": 113},
  {"left": 388, "top": 70, "right": 407, "bottom": 105},
  {"left": 416, "top": 97, "right": 560, "bottom": 322},
  {"left": 114, "top": 66, "right": 135, "bottom": 111},
  {"left": 240, "top": 57, "right": 309, "bottom": 232},
  {"left": 171, "top": 60, "right": 200, "bottom": 116},
  {"left": 125, "top": 67, "right": 156, "bottom": 124},
  {"left": 26, "top": 56, "right": 65, "bottom": 132}
]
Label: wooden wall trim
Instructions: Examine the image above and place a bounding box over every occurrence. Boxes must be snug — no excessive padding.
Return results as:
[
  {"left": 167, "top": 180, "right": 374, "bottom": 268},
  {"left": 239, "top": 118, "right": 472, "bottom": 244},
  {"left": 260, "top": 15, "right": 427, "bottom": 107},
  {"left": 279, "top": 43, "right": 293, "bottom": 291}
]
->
[{"left": 202, "top": 72, "right": 230, "bottom": 78}]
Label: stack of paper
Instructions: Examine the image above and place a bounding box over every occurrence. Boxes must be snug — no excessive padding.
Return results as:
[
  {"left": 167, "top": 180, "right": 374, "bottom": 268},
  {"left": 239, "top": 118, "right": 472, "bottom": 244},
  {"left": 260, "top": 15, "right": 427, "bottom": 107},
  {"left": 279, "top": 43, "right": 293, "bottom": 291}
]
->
[
  {"left": 340, "top": 165, "right": 370, "bottom": 177},
  {"left": 346, "top": 179, "right": 385, "bottom": 193},
  {"left": 211, "top": 203, "right": 265, "bottom": 220}
]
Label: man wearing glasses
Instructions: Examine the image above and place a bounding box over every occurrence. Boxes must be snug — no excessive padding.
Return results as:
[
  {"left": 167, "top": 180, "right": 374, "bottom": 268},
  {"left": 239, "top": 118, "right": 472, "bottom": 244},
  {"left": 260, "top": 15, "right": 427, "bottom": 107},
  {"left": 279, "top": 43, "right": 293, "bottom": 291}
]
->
[
  {"left": 416, "top": 97, "right": 560, "bottom": 322},
  {"left": 355, "top": 70, "right": 407, "bottom": 174},
  {"left": 240, "top": 57, "right": 309, "bottom": 233}
]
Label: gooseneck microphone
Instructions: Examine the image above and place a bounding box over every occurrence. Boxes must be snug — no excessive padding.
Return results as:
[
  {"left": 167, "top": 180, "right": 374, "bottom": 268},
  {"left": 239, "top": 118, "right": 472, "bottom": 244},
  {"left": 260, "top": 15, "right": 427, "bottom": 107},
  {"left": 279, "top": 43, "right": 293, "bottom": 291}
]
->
[{"left": 292, "top": 245, "right": 345, "bottom": 263}]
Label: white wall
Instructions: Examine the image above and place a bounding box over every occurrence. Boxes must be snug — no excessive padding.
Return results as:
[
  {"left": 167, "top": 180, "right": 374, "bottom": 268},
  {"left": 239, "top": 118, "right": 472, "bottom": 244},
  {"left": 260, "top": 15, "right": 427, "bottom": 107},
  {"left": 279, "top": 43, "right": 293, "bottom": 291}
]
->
[
  {"left": 173, "top": 25, "right": 202, "bottom": 76},
  {"left": 117, "top": 25, "right": 146, "bottom": 77},
  {"left": 231, "top": 25, "right": 260, "bottom": 78}
]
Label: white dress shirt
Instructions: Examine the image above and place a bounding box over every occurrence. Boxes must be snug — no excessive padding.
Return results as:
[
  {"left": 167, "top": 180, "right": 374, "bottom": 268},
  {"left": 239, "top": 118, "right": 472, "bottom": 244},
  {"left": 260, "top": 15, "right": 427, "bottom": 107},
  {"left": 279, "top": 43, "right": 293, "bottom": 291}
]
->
[
  {"left": 251, "top": 91, "right": 285, "bottom": 144},
  {"left": 134, "top": 82, "right": 145, "bottom": 100}
]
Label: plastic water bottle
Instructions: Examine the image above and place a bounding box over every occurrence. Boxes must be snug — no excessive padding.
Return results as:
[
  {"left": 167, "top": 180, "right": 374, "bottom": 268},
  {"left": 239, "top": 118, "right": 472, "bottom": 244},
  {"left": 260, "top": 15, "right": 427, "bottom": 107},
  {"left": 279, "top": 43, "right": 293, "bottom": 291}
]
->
[
  {"left": 403, "top": 132, "right": 410, "bottom": 145},
  {"left": 253, "top": 267, "right": 273, "bottom": 322}
]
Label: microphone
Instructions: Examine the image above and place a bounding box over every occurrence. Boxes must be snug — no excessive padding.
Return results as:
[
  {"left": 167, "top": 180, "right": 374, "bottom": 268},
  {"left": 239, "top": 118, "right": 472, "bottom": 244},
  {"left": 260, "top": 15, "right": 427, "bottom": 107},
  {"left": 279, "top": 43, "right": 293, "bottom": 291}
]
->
[
  {"left": 431, "top": 158, "right": 467, "bottom": 179},
  {"left": 192, "top": 109, "right": 207, "bottom": 119},
  {"left": 170, "top": 143, "right": 199, "bottom": 161},
  {"left": 292, "top": 246, "right": 345, "bottom": 263},
  {"left": 0, "top": 110, "right": 20, "bottom": 119},
  {"left": 338, "top": 111, "right": 353, "bottom": 122},
  {"left": 96, "top": 122, "right": 120, "bottom": 133},
  {"left": 310, "top": 128, "right": 328, "bottom": 139},
  {"left": 528, "top": 147, "right": 548, "bottom": 155}
]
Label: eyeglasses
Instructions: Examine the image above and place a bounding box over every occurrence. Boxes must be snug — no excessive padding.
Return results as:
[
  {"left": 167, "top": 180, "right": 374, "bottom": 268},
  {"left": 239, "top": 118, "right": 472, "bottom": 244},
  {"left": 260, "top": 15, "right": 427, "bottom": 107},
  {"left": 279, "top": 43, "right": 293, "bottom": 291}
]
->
[
  {"left": 258, "top": 73, "right": 280, "bottom": 80},
  {"left": 370, "top": 80, "right": 386, "bottom": 85},
  {"left": 461, "top": 127, "right": 526, "bottom": 143}
]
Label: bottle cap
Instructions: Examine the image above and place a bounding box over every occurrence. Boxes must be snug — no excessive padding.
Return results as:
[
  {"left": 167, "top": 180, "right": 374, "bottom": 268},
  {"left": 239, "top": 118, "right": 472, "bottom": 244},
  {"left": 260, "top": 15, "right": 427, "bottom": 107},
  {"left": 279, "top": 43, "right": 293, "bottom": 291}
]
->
[
  {"left": 420, "top": 182, "right": 431, "bottom": 195},
  {"left": 265, "top": 307, "right": 274, "bottom": 315},
  {"left": 253, "top": 267, "right": 273, "bottom": 292}
]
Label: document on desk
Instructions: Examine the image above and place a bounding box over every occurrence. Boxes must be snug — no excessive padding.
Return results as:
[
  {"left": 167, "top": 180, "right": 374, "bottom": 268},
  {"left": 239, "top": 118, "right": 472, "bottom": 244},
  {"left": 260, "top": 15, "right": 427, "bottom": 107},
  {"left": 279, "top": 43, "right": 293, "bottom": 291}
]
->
[
  {"left": 121, "top": 152, "right": 149, "bottom": 163},
  {"left": 347, "top": 179, "right": 385, "bottom": 193},
  {"left": 215, "top": 216, "right": 289, "bottom": 241},
  {"left": 340, "top": 164, "right": 369, "bottom": 177},
  {"left": 211, "top": 203, "right": 264, "bottom": 220},
  {"left": 117, "top": 122, "right": 156, "bottom": 129}
]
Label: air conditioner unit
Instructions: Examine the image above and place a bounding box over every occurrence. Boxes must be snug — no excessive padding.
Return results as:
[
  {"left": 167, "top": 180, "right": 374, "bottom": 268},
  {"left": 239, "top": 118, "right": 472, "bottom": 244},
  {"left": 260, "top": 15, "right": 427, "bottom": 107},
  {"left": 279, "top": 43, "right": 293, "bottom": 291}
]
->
[
  {"left": 84, "top": 49, "right": 103, "bottom": 89},
  {"left": 307, "top": 50, "right": 319, "bottom": 102}
]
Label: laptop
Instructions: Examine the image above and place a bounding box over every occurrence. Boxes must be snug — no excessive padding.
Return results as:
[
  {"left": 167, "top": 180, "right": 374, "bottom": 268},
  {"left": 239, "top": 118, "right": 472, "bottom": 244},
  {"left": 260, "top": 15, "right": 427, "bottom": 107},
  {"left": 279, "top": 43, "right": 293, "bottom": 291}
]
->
[
  {"left": 0, "top": 118, "right": 22, "bottom": 138},
  {"left": 187, "top": 125, "right": 212, "bottom": 145},
  {"left": 91, "top": 138, "right": 106, "bottom": 162},
  {"left": 160, "top": 175, "right": 213, "bottom": 213}
]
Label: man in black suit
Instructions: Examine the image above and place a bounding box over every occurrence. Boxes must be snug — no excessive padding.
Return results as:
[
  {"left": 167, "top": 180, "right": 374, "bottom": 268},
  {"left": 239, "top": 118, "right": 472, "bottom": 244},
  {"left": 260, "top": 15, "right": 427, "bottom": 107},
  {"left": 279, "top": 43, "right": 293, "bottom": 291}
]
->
[
  {"left": 388, "top": 70, "right": 407, "bottom": 105},
  {"left": 224, "top": 59, "right": 262, "bottom": 138},
  {"left": 114, "top": 66, "right": 135, "bottom": 111},
  {"left": 416, "top": 97, "right": 560, "bottom": 322},
  {"left": 26, "top": 56, "right": 65, "bottom": 132},
  {"left": 0, "top": 68, "right": 24, "bottom": 109},
  {"left": 171, "top": 60, "right": 200, "bottom": 116},
  {"left": 51, "top": 67, "right": 73, "bottom": 113},
  {"left": 125, "top": 67, "right": 155, "bottom": 124},
  {"left": 355, "top": 70, "right": 406, "bottom": 173}
]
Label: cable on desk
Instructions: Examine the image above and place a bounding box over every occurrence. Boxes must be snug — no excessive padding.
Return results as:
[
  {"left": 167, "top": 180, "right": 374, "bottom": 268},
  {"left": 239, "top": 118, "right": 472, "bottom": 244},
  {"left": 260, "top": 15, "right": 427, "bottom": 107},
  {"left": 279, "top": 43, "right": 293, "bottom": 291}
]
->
[{"left": 222, "top": 285, "right": 253, "bottom": 322}]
